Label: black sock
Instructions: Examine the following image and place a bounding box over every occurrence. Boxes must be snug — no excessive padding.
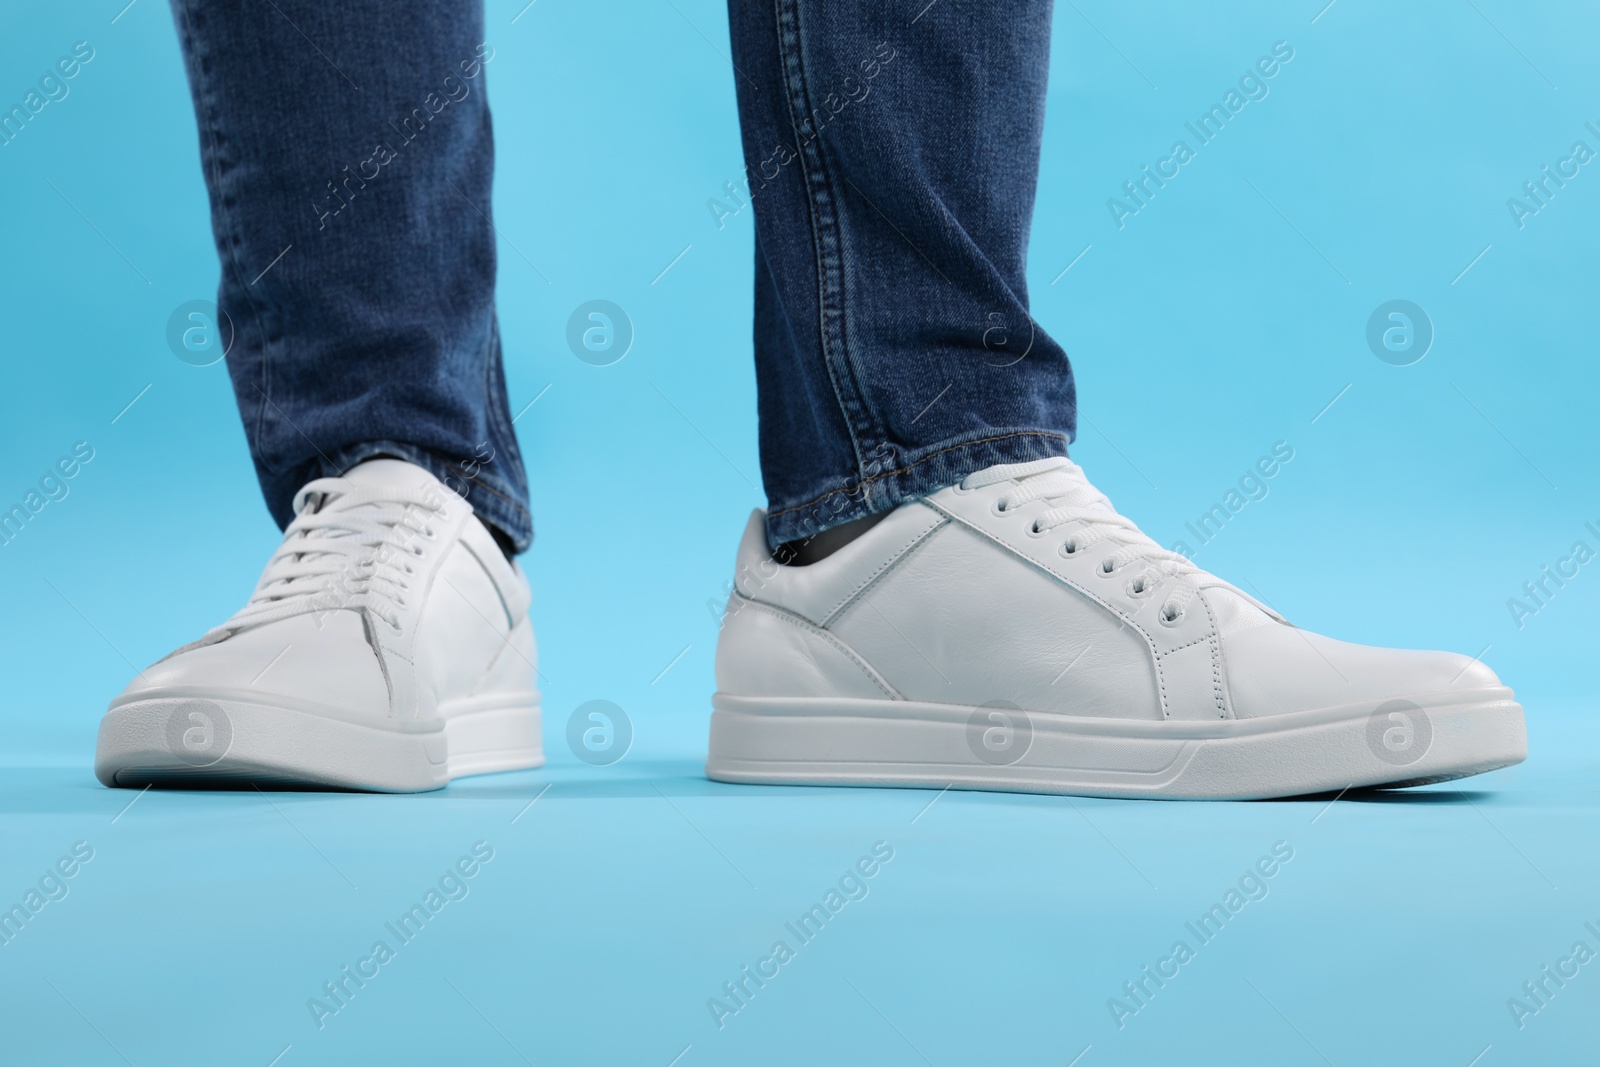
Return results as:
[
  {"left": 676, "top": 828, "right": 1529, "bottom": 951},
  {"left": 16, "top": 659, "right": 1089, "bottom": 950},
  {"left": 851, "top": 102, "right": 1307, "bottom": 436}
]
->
[
  {"left": 480, "top": 517, "right": 518, "bottom": 561},
  {"left": 774, "top": 510, "right": 890, "bottom": 566}
]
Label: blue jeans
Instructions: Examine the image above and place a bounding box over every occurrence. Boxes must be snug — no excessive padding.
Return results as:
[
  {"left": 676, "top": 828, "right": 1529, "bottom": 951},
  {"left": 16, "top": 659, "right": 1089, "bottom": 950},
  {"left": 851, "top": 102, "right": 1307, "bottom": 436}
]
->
[{"left": 171, "top": 0, "right": 1074, "bottom": 551}]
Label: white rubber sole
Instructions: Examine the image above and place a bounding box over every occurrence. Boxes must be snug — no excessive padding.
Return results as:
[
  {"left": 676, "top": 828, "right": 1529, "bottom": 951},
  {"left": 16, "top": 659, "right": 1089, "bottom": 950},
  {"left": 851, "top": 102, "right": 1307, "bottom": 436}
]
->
[
  {"left": 704, "top": 687, "right": 1526, "bottom": 800},
  {"left": 95, "top": 689, "right": 543, "bottom": 793}
]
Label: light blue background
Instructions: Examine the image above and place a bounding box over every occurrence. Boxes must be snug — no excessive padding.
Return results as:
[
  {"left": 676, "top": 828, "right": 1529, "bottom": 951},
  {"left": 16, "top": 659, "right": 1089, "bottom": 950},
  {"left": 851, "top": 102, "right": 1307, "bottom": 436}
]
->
[{"left": 1, "top": 1, "right": 1596, "bottom": 1064}]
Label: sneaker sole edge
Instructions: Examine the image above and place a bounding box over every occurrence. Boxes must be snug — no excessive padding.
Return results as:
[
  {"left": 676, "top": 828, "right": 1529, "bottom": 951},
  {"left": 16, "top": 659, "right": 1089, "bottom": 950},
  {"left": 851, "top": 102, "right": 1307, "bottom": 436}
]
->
[
  {"left": 94, "top": 696, "right": 543, "bottom": 793},
  {"left": 703, "top": 691, "right": 1526, "bottom": 801}
]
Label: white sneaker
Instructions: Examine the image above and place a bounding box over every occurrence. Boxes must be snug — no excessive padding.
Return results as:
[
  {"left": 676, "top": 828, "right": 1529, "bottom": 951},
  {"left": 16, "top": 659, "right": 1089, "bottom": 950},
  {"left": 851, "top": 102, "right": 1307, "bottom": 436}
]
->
[
  {"left": 95, "top": 459, "right": 542, "bottom": 791},
  {"left": 706, "top": 457, "right": 1525, "bottom": 799}
]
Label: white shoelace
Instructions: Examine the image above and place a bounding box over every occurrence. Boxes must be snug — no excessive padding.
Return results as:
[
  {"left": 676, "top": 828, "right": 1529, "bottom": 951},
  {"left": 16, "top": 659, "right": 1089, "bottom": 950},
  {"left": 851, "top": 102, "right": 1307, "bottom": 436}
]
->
[
  {"left": 962, "top": 457, "right": 1231, "bottom": 624},
  {"left": 215, "top": 477, "right": 447, "bottom": 637}
]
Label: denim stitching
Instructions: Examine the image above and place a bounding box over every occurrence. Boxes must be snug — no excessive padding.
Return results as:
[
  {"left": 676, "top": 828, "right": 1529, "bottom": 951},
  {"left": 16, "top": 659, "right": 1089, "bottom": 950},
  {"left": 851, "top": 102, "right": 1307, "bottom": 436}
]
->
[
  {"left": 321, "top": 439, "right": 532, "bottom": 527},
  {"left": 770, "top": 0, "right": 878, "bottom": 490},
  {"left": 175, "top": 0, "right": 280, "bottom": 475},
  {"left": 766, "top": 429, "right": 1067, "bottom": 520},
  {"left": 477, "top": 311, "right": 533, "bottom": 543}
]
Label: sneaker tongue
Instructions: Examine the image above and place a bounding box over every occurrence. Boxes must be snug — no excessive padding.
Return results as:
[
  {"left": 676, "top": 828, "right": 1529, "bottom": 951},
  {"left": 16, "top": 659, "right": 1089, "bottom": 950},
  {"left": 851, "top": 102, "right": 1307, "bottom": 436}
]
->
[
  {"left": 298, "top": 459, "right": 444, "bottom": 536},
  {"left": 1010, "top": 459, "right": 1287, "bottom": 632},
  {"left": 1022, "top": 462, "right": 1118, "bottom": 517},
  {"left": 341, "top": 458, "right": 443, "bottom": 493}
]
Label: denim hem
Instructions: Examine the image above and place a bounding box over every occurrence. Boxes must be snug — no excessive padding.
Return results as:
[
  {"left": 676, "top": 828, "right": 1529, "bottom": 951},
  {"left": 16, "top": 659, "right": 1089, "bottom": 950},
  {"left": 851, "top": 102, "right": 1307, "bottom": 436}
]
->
[
  {"left": 763, "top": 429, "right": 1069, "bottom": 547},
  {"left": 318, "top": 440, "right": 534, "bottom": 554}
]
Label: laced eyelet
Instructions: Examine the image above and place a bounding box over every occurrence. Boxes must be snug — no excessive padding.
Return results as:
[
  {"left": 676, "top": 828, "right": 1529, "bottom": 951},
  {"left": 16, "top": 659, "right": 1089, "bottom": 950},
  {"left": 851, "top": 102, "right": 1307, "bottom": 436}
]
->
[
  {"left": 1098, "top": 558, "right": 1117, "bottom": 577},
  {"left": 951, "top": 482, "right": 973, "bottom": 495},
  {"left": 1025, "top": 521, "right": 1046, "bottom": 538},
  {"left": 1159, "top": 605, "right": 1184, "bottom": 626},
  {"left": 1058, "top": 540, "right": 1079, "bottom": 558},
  {"left": 990, "top": 500, "right": 1011, "bottom": 517},
  {"left": 1127, "top": 577, "right": 1150, "bottom": 597}
]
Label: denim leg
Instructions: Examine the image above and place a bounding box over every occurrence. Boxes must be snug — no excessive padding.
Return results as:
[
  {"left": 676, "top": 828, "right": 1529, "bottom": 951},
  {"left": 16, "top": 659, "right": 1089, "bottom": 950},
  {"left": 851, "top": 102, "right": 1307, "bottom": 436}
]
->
[
  {"left": 727, "top": 0, "right": 1076, "bottom": 547},
  {"left": 168, "top": 0, "right": 533, "bottom": 550}
]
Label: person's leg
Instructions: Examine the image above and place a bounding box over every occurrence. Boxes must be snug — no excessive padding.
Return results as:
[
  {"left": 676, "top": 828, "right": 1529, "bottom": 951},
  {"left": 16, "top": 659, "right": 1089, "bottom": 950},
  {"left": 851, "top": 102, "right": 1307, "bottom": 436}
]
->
[
  {"left": 169, "top": 0, "right": 531, "bottom": 551},
  {"left": 708, "top": 1, "right": 1525, "bottom": 799},
  {"left": 726, "top": 0, "right": 1073, "bottom": 549},
  {"left": 95, "top": 2, "right": 542, "bottom": 791}
]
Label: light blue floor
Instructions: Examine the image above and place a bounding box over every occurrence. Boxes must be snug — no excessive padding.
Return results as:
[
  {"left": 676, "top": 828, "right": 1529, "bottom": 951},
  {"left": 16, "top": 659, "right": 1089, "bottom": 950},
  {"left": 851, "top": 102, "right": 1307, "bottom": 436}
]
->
[
  {"left": 3, "top": 0, "right": 1598, "bottom": 1063},
  {"left": 3, "top": 705, "right": 1595, "bottom": 1066}
]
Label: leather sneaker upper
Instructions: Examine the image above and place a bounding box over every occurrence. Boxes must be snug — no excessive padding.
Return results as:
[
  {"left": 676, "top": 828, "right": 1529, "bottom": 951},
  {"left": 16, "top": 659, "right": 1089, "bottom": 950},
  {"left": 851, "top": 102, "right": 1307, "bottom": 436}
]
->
[
  {"left": 716, "top": 458, "right": 1499, "bottom": 721},
  {"left": 115, "top": 460, "right": 533, "bottom": 723}
]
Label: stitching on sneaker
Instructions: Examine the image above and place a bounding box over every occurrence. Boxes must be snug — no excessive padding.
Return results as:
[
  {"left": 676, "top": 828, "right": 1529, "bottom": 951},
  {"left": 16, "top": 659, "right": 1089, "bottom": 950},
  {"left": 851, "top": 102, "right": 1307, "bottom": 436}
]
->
[
  {"left": 818, "top": 511, "right": 947, "bottom": 627},
  {"left": 926, "top": 495, "right": 1163, "bottom": 655},
  {"left": 1197, "top": 590, "right": 1229, "bottom": 719},
  {"left": 739, "top": 598, "right": 900, "bottom": 700},
  {"left": 1156, "top": 634, "right": 1213, "bottom": 657},
  {"left": 1210, "top": 635, "right": 1226, "bottom": 719}
]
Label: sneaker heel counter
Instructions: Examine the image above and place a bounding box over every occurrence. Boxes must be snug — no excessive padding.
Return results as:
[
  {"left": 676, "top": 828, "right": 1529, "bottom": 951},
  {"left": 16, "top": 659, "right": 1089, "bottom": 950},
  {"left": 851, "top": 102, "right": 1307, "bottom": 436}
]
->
[
  {"left": 714, "top": 595, "right": 897, "bottom": 700},
  {"left": 714, "top": 508, "right": 897, "bottom": 700},
  {"left": 473, "top": 615, "right": 539, "bottom": 700},
  {"left": 730, "top": 509, "right": 784, "bottom": 603}
]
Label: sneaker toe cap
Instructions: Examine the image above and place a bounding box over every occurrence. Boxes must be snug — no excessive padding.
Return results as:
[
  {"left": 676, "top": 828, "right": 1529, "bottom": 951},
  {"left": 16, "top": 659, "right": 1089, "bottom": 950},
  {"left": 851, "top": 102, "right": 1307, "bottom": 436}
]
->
[
  {"left": 112, "top": 612, "right": 389, "bottom": 713},
  {"left": 1223, "top": 621, "right": 1506, "bottom": 719}
]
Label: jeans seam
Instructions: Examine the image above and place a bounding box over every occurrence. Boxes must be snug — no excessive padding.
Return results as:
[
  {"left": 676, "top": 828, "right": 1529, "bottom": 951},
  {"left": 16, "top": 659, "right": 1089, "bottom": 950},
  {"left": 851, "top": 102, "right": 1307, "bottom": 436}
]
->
[
  {"left": 183, "top": 3, "right": 281, "bottom": 475},
  {"left": 482, "top": 315, "right": 512, "bottom": 460},
  {"left": 771, "top": 0, "right": 879, "bottom": 488},
  {"left": 175, "top": 0, "right": 280, "bottom": 476},
  {"left": 480, "top": 312, "right": 528, "bottom": 500},
  {"left": 476, "top": 313, "right": 534, "bottom": 547},
  {"left": 765, "top": 428, "right": 1068, "bottom": 520},
  {"left": 444, "top": 463, "right": 532, "bottom": 523}
]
